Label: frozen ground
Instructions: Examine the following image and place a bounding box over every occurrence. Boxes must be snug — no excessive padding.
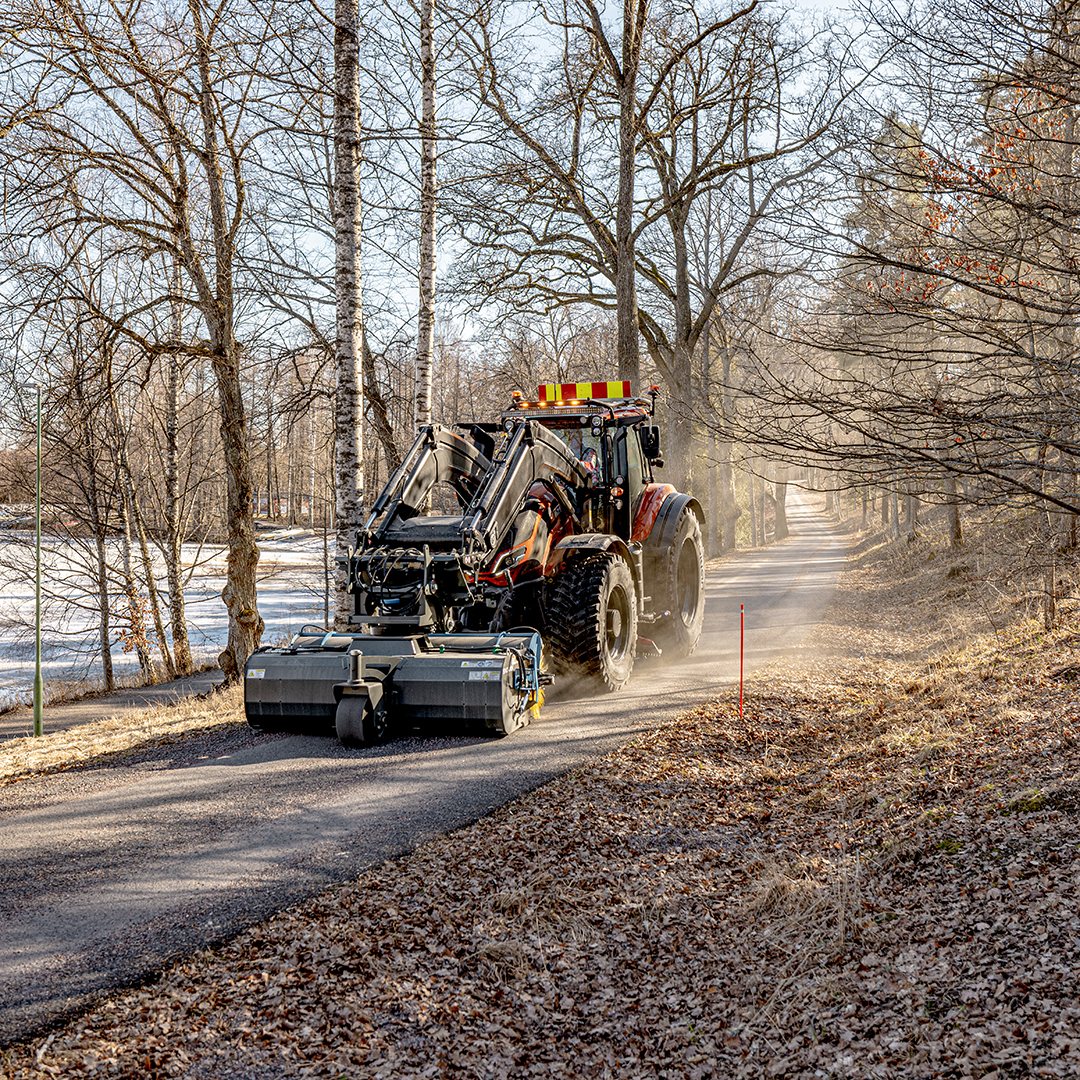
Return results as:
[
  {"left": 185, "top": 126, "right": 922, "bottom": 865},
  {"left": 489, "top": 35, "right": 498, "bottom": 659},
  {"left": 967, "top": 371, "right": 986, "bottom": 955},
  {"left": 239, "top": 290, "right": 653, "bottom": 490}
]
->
[{"left": 0, "top": 527, "right": 329, "bottom": 710}]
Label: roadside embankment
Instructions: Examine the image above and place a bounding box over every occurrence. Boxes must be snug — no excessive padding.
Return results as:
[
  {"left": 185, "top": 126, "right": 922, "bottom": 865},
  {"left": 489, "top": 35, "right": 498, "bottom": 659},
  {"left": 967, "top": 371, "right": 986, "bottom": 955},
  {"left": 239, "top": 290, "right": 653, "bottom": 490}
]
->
[{"left": 0, "top": 684, "right": 240, "bottom": 785}]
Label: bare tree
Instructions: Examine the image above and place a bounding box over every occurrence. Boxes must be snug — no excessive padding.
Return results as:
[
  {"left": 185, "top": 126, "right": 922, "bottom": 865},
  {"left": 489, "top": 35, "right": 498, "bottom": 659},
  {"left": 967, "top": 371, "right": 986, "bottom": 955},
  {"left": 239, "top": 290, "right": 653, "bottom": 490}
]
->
[
  {"left": 416, "top": 0, "right": 437, "bottom": 428},
  {"left": 449, "top": 1, "right": 840, "bottom": 488},
  {"left": 333, "top": 0, "right": 366, "bottom": 627},
  {"left": 0, "top": 0, "right": 274, "bottom": 680},
  {"left": 737, "top": 0, "right": 1080, "bottom": 546}
]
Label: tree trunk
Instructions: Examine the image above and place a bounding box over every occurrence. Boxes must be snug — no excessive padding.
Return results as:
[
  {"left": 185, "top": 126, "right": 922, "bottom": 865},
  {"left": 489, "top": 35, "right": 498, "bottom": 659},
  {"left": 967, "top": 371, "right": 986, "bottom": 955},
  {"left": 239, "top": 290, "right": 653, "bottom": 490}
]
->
[
  {"left": 164, "top": 301, "right": 193, "bottom": 675},
  {"left": 700, "top": 320, "right": 718, "bottom": 554},
  {"left": 131, "top": 491, "right": 175, "bottom": 679},
  {"left": 364, "top": 339, "right": 402, "bottom": 473},
  {"left": 286, "top": 436, "right": 296, "bottom": 524},
  {"left": 615, "top": 0, "right": 641, "bottom": 386},
  {"left": 757, "top": 468, "right": 768, "bottom": 543},
  {"left": 94, "top": 531, "right": 114, "bottom": 691},
  {"left": 718, "top": 450, "right": 738, "bottom": 551},
  {"left": 333, "top": 0, "right": 366, "bottom": 628},
  {"left": 707, "top": 431, "right": 720, "bottom": 556},
  {"left": 309, "top": 408, "right": 318, "bottom": 525},
  {"left": 415, "top": 0, "right": 436, "bottom": 428},
  {"left": 116, "top": 476, "right": 156, "bottom": 682},
  {"left": 189, "top": 0, "right": 263, "bottom": 683},
  {"left": 101, "top": 352, "right": 175, "bottom": 680},
  {"left": 748, "top": 467, "right": 759, "bottom": 546},
  {"left": 774, "top": 465, "right": 789, "bottom": 541},
  {"left": 717, "top": 340, "right": 740, "bottom": 551},
  {"left": 904, "top": 489, "right": 919, "bottom": 534},
  {"left": 211, "top": 342, "right": 264, "bottom": 682},
  {"left": 265, "top": 388, "right": 275, "bottom": 520},
  {"left": 82, "top": 407, "right": 115, "bottom": 691},
  {"left": 666, "top": 345, "right": 694, "bottom": 489},
  {"left": 944, "top": 475, "right": 963, "bottom": 547}
]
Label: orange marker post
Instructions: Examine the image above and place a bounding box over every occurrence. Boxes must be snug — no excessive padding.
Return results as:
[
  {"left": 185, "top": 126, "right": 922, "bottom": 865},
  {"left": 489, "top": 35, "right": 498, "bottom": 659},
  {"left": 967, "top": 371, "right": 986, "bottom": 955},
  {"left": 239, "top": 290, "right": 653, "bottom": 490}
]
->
[{"left": 739, "top": 603, "right": 745, "bottom": 720}]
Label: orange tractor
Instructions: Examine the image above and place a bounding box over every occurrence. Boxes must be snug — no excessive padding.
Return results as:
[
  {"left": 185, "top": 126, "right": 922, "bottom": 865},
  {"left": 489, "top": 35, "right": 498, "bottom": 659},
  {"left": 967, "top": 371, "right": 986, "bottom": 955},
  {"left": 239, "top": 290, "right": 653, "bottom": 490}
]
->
[{"left": 245, "top": 382, "right": 706, "bottom": 744}]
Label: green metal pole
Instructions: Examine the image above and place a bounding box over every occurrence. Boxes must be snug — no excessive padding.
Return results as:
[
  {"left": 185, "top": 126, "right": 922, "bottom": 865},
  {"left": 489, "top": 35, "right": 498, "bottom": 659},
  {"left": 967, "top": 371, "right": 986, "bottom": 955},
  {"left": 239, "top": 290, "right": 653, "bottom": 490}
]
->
[{"left": 33, "top": 385, "right": 42, "bottom": 738}]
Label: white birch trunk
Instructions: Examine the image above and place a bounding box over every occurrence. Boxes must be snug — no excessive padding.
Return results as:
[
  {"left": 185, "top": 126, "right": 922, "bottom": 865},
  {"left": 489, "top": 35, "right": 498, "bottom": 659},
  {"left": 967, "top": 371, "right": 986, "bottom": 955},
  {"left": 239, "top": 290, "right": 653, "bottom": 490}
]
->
[
  {"left": 416, "top": 0, "right": 436, "bottom": 428},
  {"left": 333, "top": 0, "right": 365, "bottom": 628}
]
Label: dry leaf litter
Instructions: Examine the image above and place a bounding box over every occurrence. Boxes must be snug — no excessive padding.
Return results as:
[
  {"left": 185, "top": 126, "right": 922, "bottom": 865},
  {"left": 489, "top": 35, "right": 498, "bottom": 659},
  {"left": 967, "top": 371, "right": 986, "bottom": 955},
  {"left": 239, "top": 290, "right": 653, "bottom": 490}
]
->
[{"left": 2, "top": 526, "right": 1078, "bottom": 1079}]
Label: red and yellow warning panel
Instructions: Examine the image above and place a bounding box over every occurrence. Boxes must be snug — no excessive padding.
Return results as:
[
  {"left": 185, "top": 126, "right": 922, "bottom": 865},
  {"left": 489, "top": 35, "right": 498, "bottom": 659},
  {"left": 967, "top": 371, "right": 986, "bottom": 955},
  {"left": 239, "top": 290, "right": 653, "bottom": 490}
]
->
[{"left": 537, "top": 380, "right": 631, "bottom": 402}]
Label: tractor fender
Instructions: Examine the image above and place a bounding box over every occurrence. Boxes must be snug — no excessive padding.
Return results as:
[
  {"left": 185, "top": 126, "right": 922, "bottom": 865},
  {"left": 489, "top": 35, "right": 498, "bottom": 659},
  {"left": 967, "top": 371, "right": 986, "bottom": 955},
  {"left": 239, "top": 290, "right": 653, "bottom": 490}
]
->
[
  {"left": 552, "top": 534, "right": 641, "bottom": 594},
  {"left": 643, "top": 493, "right": 705, "bottom": 579}
]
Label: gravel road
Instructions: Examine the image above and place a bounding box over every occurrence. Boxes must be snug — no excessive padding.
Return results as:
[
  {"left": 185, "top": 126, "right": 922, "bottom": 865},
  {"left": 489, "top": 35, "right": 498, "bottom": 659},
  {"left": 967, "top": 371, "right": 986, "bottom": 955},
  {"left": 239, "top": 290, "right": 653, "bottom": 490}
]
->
[{"left": 0, "top": 495, "right": 847, "bottom": 1046}]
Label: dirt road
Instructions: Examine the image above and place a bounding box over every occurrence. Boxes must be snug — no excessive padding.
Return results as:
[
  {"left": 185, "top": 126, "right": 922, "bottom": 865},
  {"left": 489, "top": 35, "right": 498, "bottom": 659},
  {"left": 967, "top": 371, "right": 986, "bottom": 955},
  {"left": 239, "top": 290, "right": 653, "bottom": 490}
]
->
[{"left": 0, "top": 495, "right": 848, "bottom": 1045}]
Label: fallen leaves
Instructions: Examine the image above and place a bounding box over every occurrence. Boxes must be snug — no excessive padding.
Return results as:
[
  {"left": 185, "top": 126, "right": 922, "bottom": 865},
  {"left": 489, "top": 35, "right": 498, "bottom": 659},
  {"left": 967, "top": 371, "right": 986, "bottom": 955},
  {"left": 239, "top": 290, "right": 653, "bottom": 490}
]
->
[{"left": 2, "top": 527, "right": 1080, "bottom": 1078}]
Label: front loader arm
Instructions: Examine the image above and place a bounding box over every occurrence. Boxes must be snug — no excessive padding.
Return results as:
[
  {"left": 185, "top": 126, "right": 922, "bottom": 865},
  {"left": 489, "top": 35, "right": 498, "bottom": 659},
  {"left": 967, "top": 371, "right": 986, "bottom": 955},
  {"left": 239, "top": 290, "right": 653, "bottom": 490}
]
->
[
  {"left": 361, "top": 424, "right": 492, "bottom": 544},
  {"left": 462, "top": 420, "right": 590, "bottom": 551}
]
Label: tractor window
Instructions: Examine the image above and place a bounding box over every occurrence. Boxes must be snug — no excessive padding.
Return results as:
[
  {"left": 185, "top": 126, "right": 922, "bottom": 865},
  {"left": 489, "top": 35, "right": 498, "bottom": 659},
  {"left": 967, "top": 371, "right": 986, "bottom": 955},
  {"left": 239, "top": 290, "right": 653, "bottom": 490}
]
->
[
  {"left": 624, "top": 427, "right": 648, "bottom": 506},
  {"left": 563, "top": 428, "right": 605, "bottom": 481}
]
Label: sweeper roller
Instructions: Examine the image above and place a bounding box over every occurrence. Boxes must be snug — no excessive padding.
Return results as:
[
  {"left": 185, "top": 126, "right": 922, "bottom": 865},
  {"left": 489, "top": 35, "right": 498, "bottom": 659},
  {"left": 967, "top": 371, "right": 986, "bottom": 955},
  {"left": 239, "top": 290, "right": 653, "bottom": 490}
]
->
[{"left": 245, "top": 626, "right": 546, "bottom": 745}]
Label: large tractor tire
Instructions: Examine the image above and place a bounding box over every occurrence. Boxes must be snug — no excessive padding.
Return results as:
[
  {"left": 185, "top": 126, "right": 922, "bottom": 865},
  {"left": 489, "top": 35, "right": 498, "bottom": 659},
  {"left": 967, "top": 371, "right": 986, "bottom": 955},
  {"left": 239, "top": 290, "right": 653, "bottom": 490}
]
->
[
  {"left": 547, "top": 554, "right": 637, "bottom": 692},
  {"left": 654, "top": 509, "right": 705, "bottom": 657}
]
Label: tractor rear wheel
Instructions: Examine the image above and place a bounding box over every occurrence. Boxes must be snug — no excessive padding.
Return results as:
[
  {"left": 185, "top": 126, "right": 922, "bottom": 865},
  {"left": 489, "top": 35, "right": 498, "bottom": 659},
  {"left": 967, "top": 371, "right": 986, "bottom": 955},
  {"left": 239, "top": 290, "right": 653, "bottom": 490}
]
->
[
  {"left": 655, "top": 509, "right": 705, "bottom": 657},
  {"left": 548, "top": 554, "right": 637, "bottom": 691}
]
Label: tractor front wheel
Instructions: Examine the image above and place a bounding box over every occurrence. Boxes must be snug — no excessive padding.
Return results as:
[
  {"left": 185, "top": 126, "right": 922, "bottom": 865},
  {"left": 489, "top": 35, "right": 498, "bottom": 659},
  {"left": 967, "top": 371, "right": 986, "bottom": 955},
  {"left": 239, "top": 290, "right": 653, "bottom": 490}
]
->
[
  {"left": 548, "top": 554, "right": 637, "bottom": 692},
  {"left": 655, "top": 510, "right": 705, "bottom": 657}
]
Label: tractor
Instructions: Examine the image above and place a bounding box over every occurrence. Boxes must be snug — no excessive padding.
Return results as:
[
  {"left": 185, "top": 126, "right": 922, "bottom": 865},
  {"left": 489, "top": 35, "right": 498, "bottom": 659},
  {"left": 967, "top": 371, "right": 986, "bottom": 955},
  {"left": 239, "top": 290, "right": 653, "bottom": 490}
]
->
[{"left": 244, "top": 381, "right": 706, "bottom": 745}]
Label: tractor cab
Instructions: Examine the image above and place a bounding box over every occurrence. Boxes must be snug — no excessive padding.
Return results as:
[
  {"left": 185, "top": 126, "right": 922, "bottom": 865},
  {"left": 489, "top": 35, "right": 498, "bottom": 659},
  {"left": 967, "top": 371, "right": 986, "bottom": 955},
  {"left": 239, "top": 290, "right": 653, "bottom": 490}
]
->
[{"left": 503, "top": 381, "right": 666, "bottom": 541}]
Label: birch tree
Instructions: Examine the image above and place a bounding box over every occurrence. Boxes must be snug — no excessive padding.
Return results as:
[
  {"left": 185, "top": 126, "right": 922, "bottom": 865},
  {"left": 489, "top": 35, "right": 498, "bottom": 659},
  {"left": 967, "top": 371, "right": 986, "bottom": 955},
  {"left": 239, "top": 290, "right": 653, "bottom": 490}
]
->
[
  {"left": 416, "top": 0, "right": 437, "bottom": 428},
  {"left": 333, "top": 0, "right": 366, "bottom": 626}
]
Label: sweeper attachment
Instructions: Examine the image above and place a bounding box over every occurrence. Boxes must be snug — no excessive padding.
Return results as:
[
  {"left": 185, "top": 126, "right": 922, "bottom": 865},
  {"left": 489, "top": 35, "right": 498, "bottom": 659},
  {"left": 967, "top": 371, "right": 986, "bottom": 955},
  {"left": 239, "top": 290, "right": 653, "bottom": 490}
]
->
[
  {"left": 244, "top": 627, "right": 545, "bottom": 746},
  {"left": 245, "top": 381, "right": 705, "bottom": 746}
]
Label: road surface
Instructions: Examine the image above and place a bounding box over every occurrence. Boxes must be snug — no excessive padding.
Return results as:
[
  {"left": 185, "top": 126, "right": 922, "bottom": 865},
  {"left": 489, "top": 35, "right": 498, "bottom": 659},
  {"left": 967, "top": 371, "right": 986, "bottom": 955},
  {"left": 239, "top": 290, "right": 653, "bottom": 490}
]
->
[{"left": 0, "top": 495, "right": 848, "bottom": 1045}]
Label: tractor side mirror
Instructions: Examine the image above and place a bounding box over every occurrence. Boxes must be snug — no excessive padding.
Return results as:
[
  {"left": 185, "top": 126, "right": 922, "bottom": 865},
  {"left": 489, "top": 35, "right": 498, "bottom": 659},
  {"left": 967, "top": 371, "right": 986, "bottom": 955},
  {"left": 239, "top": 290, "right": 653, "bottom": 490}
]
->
[{"left": 640, "top": 425, "right": 662, "bottom": 461}]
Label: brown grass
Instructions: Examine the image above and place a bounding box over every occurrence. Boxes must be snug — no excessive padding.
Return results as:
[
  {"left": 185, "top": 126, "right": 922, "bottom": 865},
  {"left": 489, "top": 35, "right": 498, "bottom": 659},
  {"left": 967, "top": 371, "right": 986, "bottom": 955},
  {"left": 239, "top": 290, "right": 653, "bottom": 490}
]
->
[{"left": 0, "top": 686, "right": 243, "bottom": 785}]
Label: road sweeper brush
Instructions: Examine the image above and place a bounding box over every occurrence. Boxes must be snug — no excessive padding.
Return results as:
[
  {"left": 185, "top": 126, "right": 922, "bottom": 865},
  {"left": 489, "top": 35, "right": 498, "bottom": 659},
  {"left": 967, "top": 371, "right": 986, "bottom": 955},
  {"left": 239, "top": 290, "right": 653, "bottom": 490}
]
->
[
  {"left": 244, "top": 382, "right": 705, "bottom": 746},
  {"left": 245, "top": 627, "right": 546, "bottom": 744}
]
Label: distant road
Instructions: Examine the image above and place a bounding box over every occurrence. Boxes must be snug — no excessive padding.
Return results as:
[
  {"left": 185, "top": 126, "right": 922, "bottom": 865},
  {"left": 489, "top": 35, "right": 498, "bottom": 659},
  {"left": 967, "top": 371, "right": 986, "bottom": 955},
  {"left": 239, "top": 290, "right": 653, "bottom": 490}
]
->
[{"left": 0, "top": 493, "right": 848, "bottom": 1044}]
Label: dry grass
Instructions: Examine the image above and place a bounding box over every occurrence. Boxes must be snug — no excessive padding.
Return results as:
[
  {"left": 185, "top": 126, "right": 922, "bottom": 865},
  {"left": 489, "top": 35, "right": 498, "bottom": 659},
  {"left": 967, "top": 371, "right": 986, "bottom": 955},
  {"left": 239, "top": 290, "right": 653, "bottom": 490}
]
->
[{"left": 0, "top": 686, "right": 243, "bottom": 786}]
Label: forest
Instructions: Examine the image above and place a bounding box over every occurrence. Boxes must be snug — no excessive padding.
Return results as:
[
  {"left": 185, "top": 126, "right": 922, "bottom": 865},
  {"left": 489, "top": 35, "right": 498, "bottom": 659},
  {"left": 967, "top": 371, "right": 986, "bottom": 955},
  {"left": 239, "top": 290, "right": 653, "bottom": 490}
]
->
[{"left": 0, "top": 0, "right": 1075, "bottom": 692}]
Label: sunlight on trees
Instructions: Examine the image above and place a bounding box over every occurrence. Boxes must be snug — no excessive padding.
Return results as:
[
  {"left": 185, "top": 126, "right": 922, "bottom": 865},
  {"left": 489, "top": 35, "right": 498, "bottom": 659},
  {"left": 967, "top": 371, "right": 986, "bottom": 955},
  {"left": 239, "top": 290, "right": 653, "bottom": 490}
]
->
[{"left": 0, "top": 0, "right": 1075, "bottom": 680}]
